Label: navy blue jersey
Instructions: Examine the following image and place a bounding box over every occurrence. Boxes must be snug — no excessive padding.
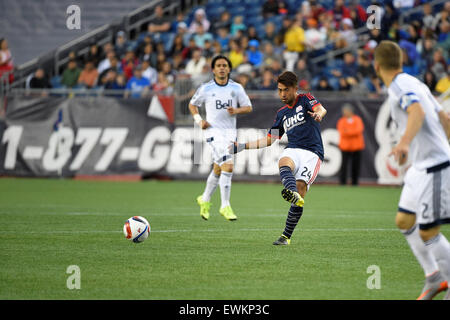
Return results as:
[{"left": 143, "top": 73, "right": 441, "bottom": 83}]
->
[{"left": 268, "top": 93, "right": 324, "bottom": 160}]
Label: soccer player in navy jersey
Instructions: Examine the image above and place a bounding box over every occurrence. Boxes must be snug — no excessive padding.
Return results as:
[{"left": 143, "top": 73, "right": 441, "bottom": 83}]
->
[{"left": 229, "top": 71, "right": 327, "bottom": 245}]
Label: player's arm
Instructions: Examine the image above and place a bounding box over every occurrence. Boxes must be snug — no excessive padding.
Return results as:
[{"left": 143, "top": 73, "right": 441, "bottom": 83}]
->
[
  {"left": 308, "top": 104, "right": 327, "bottom": 122},
  {"left": 229, "top": 135, "right": 277, "bottom": 154},
  {"left": 227, "top": 105, "right": 253, "bottom": 115},
  {"left": 390, "top": 102, "right": 425, "bottom": 164},
  {"left": 188, "top": 103, "right": 210, "bottom": 130},
  {"left": 438, "top": 110, "right": 450, "bottom": 140}
]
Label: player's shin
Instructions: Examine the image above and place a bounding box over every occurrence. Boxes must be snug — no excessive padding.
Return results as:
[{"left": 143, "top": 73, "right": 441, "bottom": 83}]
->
[
  {"left": 202, "top": 170, "right": 220, "bottom": 202},
  {"left": 219, "top": 171, "right": 233, "bottom": 209},
  {"left": 425, "top": 233, "right": 450, "bottom": 282},
  {"left": 401, "top": 225, "right": 439, "bottom": 276},
  {"left": 282, "top": 204, "right": 303, "bottom": 239}
]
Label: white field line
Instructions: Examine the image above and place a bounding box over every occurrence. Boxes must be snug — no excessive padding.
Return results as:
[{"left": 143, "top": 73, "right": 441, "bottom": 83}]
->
[{"left": 0, "top": 227, "right": 398, "bottom": 235}]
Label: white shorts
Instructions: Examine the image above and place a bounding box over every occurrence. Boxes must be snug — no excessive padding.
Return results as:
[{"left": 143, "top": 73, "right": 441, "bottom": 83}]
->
[
  {"left": 206, "top": 135, "right": 234, "bottom": 166},
  {"left": 398, "top": 163, "right": 450, "bottom": 230},
  {"left": 279, "top": 148, "right": 322, "bottom": 189}
]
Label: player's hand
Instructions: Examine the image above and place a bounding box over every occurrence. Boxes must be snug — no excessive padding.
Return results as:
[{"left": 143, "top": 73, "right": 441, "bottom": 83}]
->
[
  {"left": 227, "top": 107, "right": 237, "bottom": 115},
  {"left": 200, "top": 120, "right": 211, "bottom": 130},
  {"left": 228, "top": 142, "right": 245, "bottom": 154},
  {"left": 308, "top": 111, "right": 324, "bottom": 122},
  {"left": 389, "top": 142, "right": 409, "bottom": 165}
]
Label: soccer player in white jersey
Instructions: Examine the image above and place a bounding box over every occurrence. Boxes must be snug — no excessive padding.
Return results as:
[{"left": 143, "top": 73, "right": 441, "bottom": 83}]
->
[
  {"left": 188, "top": 55, "right": 253, "bottom": 221},
  {"left": 374, "top": 41, "right": 450, "bottom": 300}
]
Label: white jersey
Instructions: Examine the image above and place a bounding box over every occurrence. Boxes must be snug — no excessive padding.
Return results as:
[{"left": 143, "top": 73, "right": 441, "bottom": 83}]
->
[
  {"left": 388, "top": 72, "right": 450, "bottom": 170},
  {"left": 189, "top": 79, "right": 252, "bottom": 140}
]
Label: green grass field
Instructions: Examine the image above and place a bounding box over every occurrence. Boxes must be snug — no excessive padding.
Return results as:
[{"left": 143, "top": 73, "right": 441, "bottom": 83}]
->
[{"left": 0, "top": 178, "right": 448, "bottom": 300}]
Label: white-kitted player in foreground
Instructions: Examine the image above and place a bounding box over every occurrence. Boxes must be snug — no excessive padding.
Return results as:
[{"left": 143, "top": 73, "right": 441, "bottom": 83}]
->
[
  {"left": 188, "top": 55, "right": 253, "bottom": 221},
  {"left": 374, "top": 40, "right": 450, "bottom": 300}
]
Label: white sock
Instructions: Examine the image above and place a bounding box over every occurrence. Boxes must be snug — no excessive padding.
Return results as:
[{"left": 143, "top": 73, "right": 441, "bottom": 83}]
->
[
  {"left": 219, "top": 171, "right": 233, "bottom": 209},
  {"left": 425, "top": 233, "right": 450, "bottom": 281},
  {"left": 202, "top": 170, "right": 219, "bottom": 202},
  {"left": 401, "top": 225, "right": 439, "bottom": 277}
]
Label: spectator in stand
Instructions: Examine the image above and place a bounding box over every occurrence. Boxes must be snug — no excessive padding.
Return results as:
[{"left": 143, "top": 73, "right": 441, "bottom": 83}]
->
[
  {"left": 283, "top": 17, "right": 306, "bottom": 71},
  {"left": 202, "top": 40, "right": 215, "bottom": 59},
  {"left": 437, "top": 20, "right": 450, "bottom": 56},
  {"left": 193, "top": 24, "right": 214, "bottom": 49},
  {"left": 175, "top": 22, "right": 191, "bottom": 47},
  {"left": 237, "top": 72, "right": 258, "bottom": 90},
  {"left": 136, "top": 35, "right": 154, "bottom": 58},
  {"left": 161, "top": 60, "right": 175, "bottom": 86},
  {"left": 181, "top": 38, "right": 199, "bottom": 61},
  {"left": 262, "top": 0, "right": 279, "bottom": 18},
  {"left": 85, "top": 43, "right": 101, "bottom": 67},
  {"left": 77, "top": 60, "right": 98, "bottom": 88},
  {"left": 230, "top": 15, "right": 246, "bottom": 37},
  {"left": 102, "top": 69, "right": 119, "bottom": 90},
  {"left": 121, "top": 49, "right": 139, "bottom": 80},
  {"left": 98, "top": 56, "right": 122, "bottom": 86},
  {"left": 247, "top": 26, "right": 261, "bottom": 42},
  {"left": 98, "top": 51, "right": 116, "bottom": 75},
  {"left": 337, "top": 104, "right": 365, "bottom": 186},
  {"left": 262, "top": 21, "right": 277, "bottom": 44},
  {"left": 235, "top": 54, "right": 253, "bottom": 76},
  {"left": 246, "top": 40, "right": 263, "bottom": 68},
  {"left": 381, "top": 3, "right": 399, "bottom": 38},
  {"left": 29, "top": 67, "right": 52, "bottom": 89},
  {"left": 61, "top": 59, "right": 81, "bottom": 88},
  {"left": 170, "top": 34, "right": 186, "bottom": 58},
  {"left": 185, "top": 48, "right": 206, "bottom": 78},
  {"left": 141, "top": 60, "right": 158, "bottom": 86},
  {"left": 153, "top": 71, "right": 173, "bottom": 95},
  {"left": 356, "top": 52, "right": 381, "bottom": 94},
  {"left": 294, "top": 58, "right": 312, "bottom": 88},
  {"left": 114, "top": 31, "right": 128, "bottom": 60},
  {"left": 304, "top": 18, "right": 327, "bottom": 58},
  {"left": 278, "top": 1, "right": 289, "bottom": 16},
  {"left": 308, "top": 0, "right": 326, "bottom": 22},
  {"left": 435, "top": 67, "right": 450, "bottom": 94},
  {"left": 339, "top": 18, "right": 357, "bottom": 45},
  {"left": 338, "top": 77, "right": 351, "bottom": 91},
  {"left": 422, "top": 3, "right": 438, "bottom": 31},
  {"left": 0, "top": 38, "right": 14, "bottom": 83},
  {"left": 329, "top": 0, "right": 351, "bottom": 30},
  {"left": 430, "top": 48, "right": 447, "bottom": 81},
  {"left": 348, "top": 0, "right": 367, "bottom": 29},
  {"left": 140, "top": 43, "right": 157, "bottom": 68},
  {"left": 228, "top": 39, "right": 244, "bottom": 69},
  {"left": 423, "top": 70, "right": 438, "bottom": 94},
  {"left": 331, "top": 52, "right": 357, "bottom": 84},
  {"left": 172, "top": 53, "right": 186, "bottom": 73},
  {"left": 421, "top": 37, "right": 436, "bottom": 68},
  {"left": 189, "top": 8, "right": 210, "bottom": 34},
  {"left": 212, "top": 10, "right": 232, "bottom": 33},
  {"left": 435, "top": 2, "right": 450, "bottom": 39},
  {"left": 124, "top": 65, "right": 150, "bottom": 98},
  {"left": 261, "top": 41, "right": 282, "bottom": 70},
  {"left": 316, "top": 76, "right": 333, "bottom": 91},
  {"left": 148, "top": 5, "right": 171, "bottom": 42},
  {"left": 216, "top": 27, "right": 230, "bottom": 52},
  {"left": 257, "top": 69, "right": 277, "bottom": 90}
]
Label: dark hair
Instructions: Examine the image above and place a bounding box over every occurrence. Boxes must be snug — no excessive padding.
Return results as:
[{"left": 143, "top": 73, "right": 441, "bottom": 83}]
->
[
  {"left": 211, "top": 55, "right": 232, "bottom": 71},
  {"left": 277, "top": 71, "right": 298, "bottom": 88}
]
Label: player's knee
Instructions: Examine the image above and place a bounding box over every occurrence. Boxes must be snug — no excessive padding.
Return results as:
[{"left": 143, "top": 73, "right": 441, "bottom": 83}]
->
[
  {"left": 213, "top": 164, "right": 222, "bottom": 176},
  {"left": 395, "top": 212, "right": 415, "bottom": 230},
  {"left": 419, "top": 226, "right": 440, "bottom": 242},
  {"left": 221, "top": 162, "right": 233, "bottom": 173}
]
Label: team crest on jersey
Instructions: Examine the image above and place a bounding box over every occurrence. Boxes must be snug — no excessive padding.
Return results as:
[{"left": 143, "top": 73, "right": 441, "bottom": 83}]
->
[
  {"left": 296, "top": 106, "right": 303, "bottom": 112},
  {"left": 230, "top": 91, "right": 236, "bottom": 97}
]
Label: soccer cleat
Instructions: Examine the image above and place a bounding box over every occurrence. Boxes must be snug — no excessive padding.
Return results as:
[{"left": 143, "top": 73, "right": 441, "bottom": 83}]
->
[
  {"left": 273, "top": 235, "right": 291, "bottom": 245},
  {"left": 219, "top": 205, "right": 237, "bottom": 221},
  {"left": 416, "top": 271, "right": 448, "bottom": 300},
  {"left": 281, "top": 188, "right": 304, "bottom": 207},
  {"left": 197, "top": 195, "right": 211, "bottom": 220}
]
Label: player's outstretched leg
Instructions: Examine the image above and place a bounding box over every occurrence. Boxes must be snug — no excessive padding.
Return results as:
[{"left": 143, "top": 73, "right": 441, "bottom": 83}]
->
[
  {"left": 417, "top": 270, "right": 448, "bottom": 300},
  {"left": 273, "top": 204, "right": 303, "bottom": 245}
]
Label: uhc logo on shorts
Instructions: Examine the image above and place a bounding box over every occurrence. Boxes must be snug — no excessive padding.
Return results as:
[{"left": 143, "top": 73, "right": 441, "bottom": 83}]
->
[{"left": 216, "top": 99, "right": 233, "bottom": 109}]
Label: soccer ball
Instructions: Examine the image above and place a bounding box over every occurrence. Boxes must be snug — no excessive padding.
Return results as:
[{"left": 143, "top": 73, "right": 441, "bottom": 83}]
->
[{"left": 123, "top": 216, "right": 151, "bottom": 243}]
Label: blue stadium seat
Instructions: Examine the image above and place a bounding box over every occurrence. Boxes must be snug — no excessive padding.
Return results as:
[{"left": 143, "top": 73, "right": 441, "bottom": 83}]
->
[{"left": 228, "top": 5, "right": 246, "bottom": 18}]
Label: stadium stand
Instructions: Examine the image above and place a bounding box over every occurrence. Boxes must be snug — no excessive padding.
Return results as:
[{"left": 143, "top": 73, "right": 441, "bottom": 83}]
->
[{"left": 1, "top": 0, "right": 449, "bottom": 118}]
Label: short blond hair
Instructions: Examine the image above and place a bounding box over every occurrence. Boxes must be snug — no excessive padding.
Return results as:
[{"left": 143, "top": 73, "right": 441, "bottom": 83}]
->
[{"left": 374, "top": 40, "right": 402, "bottom": 70}]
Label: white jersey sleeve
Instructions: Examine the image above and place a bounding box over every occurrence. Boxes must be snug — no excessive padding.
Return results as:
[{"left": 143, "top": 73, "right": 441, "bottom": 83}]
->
[
  {"left": 189, "top": 85, "right": 206, "bottom": 107},
  {"left": 388, "top": 73, "right": 450, "bottom": 170},
  {"left": 236, "top": 83, "right": 252, "bottom": 107}
]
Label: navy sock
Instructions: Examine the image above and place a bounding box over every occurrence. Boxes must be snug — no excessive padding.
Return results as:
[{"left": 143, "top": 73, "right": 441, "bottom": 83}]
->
[
  {"left": 282, "top": 205, "right": 303, "bottom": 239},
  {"left": 279, "top": 166, "right": 298, "bottom": 192}
]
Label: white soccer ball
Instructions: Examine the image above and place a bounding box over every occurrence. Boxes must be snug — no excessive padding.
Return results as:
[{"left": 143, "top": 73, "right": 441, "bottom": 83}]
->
[{"left": 123, "top": 216, "right": 151, "bottom": 243}]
